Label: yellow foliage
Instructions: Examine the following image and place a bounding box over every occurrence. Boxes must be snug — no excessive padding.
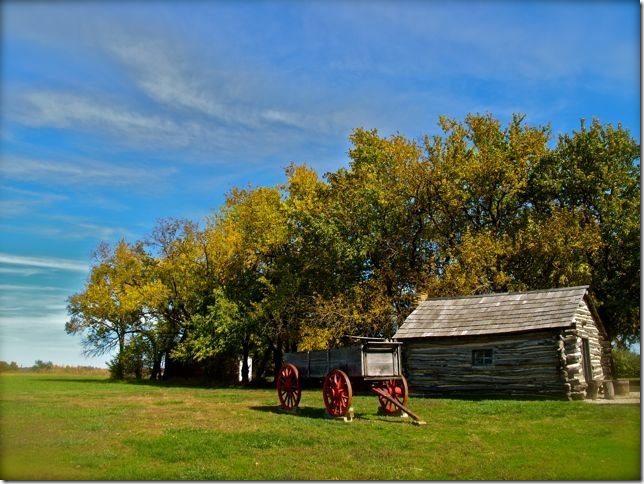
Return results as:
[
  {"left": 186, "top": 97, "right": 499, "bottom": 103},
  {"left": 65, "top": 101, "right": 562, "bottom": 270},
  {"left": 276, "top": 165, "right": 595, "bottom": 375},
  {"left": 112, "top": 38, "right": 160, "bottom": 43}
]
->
[{"left": 298, "top": 327, "right": 334, "bottom": 351}]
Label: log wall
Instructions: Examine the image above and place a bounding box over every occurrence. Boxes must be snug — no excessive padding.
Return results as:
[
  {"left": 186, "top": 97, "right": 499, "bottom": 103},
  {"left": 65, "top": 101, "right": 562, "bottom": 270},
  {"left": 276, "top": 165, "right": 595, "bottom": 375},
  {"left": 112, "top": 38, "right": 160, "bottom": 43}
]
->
[
  {"left": 559, "top": 302, "right": 611, "bottom": 399},
  {"left": 575, "top": 302, "right": 611, "bottom": 381},
  {"left": 404, "top": 330, "right": 568, "bottom": 398}
]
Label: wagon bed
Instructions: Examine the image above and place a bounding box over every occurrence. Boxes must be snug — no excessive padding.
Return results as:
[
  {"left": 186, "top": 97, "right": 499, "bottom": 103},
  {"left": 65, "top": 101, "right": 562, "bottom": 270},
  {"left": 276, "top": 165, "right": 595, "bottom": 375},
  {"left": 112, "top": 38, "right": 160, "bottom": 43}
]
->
[{"left": 284, "top": 341, "right": 403, "bottom": 380}]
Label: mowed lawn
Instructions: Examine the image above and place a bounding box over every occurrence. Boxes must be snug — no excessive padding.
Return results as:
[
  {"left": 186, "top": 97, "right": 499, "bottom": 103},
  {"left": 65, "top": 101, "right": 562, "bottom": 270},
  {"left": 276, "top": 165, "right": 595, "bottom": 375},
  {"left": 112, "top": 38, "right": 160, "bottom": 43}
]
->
[{"left": 0, "top": 373, "right": 639, "bottom": 480}]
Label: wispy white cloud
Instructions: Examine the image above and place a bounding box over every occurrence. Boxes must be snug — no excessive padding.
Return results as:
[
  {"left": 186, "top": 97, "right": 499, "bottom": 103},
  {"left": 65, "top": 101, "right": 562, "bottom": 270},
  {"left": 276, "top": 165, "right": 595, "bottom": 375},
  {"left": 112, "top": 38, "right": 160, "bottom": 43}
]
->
[
  {"left": 0, "top": 218, "right": 134, "bottom": 244},
  {"left": 0, "top": 253, "right": 88, "bottom": 273},
  {"left": 0, "top": 279, "right": 76, "bottom": 320},
  {"left": 103, "top": 31, "right": 352, "bottom": 136},
  {"left": 105, "top": 38, "right": 255, "bottom": 126},
  {"left": 0, "top": 267, "right": 45, "bottom": 277},
  {"left": 0, "top": 187, "right": 67, "bottom": 217},
  {"left": 13, "top": 224, "right": 119, "bottom": 243},
  {"left": 316, "top": 2, "right": 637, "bottom": 100},
  {"left": 0, "top": 283, "right": 65, "bottom": 292},
  {"left": 2, "top": 152, "right": 175, "bottom": 190},
  {"left": 0, "top": 312, "right": 69, "bottom": 335},
  {"left": 38, "top": 214, "right": 134, "bottom": 242},
  {"left": 259, "top": 109, "right": 349, "bottom": 134},
  {"left": 5, "top": 16, "right": 371, "bottom": 163},
  {"left": 0, "top": 199, "right": 37, "bottom": 217},
  {"left": 0, "top": 286, "right": 69, "bottom": 316},
  {"left": 13, "top": 88, "right": 278, "bottom": 158},
  {"left": 15, "top": 90, "right": 198, "bottom": 148}
]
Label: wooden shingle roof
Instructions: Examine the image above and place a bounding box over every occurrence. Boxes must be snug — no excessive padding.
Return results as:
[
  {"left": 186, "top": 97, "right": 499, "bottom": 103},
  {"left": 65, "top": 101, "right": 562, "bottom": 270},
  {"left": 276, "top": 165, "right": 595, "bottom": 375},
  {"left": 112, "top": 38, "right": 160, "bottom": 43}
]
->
[{"left": 394, "top": 286, "right": 590, "bottom": 339}]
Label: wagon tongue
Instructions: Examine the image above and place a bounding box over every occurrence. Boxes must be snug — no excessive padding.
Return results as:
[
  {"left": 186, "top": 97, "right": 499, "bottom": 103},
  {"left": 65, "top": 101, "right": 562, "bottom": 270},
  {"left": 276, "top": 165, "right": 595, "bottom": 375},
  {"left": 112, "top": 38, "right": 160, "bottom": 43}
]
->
[{"left": 371, "top": 386, "right": 426, "bottom": 425}]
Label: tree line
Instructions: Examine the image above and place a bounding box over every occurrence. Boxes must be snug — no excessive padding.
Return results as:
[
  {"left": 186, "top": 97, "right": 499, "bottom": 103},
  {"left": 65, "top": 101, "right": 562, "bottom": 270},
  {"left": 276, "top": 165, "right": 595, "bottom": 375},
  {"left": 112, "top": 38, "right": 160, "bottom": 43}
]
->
[
  {"left": 0, "top": 360, "right": 107, "bottom": 375},
  {"left": 66, "top": 114, "right": 640, "bottom": 381}
]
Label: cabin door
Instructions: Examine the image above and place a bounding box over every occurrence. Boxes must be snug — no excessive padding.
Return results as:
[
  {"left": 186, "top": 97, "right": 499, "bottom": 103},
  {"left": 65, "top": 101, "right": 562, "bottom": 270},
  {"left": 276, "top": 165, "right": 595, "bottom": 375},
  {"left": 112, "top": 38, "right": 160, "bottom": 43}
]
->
[{"left": 581, "top": 338, "right": 593, "bottom": 383}]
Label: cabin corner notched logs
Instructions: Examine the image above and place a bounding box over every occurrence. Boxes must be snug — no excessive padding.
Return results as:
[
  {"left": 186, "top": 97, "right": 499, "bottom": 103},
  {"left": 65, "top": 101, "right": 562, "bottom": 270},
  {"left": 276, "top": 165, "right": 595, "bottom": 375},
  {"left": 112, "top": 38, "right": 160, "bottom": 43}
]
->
[{"left": 394, "top": 286, "right": 612, "bottom": 399}]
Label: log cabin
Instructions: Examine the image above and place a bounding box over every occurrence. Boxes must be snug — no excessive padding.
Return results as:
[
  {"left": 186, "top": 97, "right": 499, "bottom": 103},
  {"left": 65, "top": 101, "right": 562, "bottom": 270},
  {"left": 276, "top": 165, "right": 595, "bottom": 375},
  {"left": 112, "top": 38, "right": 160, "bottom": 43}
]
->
[{"left": 393, "top": 286, "right": 612, "bottom": 399}]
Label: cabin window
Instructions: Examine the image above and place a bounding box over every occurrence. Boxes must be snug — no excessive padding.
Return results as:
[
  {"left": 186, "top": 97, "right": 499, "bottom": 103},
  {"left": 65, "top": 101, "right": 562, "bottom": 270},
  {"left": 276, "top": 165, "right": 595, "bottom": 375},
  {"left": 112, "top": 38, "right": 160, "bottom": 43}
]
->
[{"left": 472, "top": 349, "right": 494, "bottom": 367}]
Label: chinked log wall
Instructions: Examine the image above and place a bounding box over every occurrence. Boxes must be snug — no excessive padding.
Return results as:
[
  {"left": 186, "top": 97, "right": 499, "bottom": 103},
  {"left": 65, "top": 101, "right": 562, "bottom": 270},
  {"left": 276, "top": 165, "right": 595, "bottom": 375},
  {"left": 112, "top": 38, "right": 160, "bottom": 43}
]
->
[
  {"left": 576, "top": 303, "right": 611, "bottom": 381},
  {"left": 560, "top": 303, "right": 610, "bottom": 399},
  {"left": 404, "top": 330, "right": 570, "bottom": 398}
]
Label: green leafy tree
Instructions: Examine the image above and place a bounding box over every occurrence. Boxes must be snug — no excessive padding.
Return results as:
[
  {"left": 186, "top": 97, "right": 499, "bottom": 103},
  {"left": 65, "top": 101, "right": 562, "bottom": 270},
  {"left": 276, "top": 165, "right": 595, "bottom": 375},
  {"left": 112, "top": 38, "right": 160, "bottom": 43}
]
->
[
  {"left": 293, "top": 129, "right": 435, "bottom": 348},
  {"left": 33, "top": 360, "right": 53, "bottom": 371},
  {"left": 511, "top": 206, "right": 601, "bottom": 289},
  {"left": 611, "top": 348, "right": 641, "bottom": 378},
  {"left": 170, "top": 288, "right": 242, "bottom": 362},
  {"left": 108, "top": 334, "right": 155, "bottom": 379},
  {"left": 529, "top": 119, "right": 640, "bottom": 345},
  {"left": 145, "top": 218, "right": 216, "bottom": 379}
]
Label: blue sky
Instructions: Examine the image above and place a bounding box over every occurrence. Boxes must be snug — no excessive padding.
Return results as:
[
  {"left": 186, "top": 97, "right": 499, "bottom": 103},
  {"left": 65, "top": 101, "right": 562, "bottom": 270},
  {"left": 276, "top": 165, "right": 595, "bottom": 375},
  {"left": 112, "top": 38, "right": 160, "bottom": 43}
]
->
[{"left": 0, "top": 1, "right": 639, "bottom": 367}]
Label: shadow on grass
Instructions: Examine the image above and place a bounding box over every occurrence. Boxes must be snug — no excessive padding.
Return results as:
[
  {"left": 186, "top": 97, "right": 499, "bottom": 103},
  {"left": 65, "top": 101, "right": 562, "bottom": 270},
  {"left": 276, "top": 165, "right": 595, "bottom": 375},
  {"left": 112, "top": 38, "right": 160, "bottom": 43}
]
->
[
  {"left": 250, "top": 405, "right": 329, "bottom": 419},
  {"left": 249, "top": 405, "right": 415, "bottom": 425}
]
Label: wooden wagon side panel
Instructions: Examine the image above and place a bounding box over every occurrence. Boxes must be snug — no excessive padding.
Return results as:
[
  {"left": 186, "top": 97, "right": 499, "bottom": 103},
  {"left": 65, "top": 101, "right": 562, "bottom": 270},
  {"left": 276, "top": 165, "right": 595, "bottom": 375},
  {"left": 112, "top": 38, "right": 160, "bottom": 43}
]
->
[
  {"left": 329, "top": 346, "right": 363, "bottom": 377},
  {"left": 306, "top": 350, "right": 326, "bottom": 378},
  {"left": 283, "top": 343, "right": 402, "bottom": 380},
  {"left": 363, "top": 345, "right": 402, "bottom": 378},
  {"left": 283, "top": 352, "right": 309, "bottom": 377},
  {"left": 284, "top": 347, "right": 364, "bottom": 378}
]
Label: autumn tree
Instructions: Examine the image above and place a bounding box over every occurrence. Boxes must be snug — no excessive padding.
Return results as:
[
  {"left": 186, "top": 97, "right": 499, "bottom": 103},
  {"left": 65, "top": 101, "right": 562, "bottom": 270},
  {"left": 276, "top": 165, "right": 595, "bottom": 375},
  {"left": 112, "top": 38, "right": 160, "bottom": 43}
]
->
[
  {"left": 421, "top": 113, "right": 551, "bottom": 296},
  {"left": 276, "top": 130, "right": 441, "bottom": 351},
  {"left": 66, "top": 240, "right": 167, "bottom": 379}
]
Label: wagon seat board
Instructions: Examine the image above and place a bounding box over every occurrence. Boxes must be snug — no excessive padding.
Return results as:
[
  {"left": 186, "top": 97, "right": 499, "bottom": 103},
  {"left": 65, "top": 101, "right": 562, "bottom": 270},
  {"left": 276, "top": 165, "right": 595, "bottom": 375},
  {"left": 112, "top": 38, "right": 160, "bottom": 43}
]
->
[{"left": 393, "top": 286, "right": 612, "bottom": 399}]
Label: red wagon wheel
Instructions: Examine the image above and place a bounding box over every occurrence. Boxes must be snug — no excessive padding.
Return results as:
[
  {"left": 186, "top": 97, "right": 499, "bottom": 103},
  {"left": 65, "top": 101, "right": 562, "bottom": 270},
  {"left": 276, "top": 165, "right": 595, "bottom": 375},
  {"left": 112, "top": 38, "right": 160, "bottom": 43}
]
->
[
  {"left": 322, "top": 369, "right": 353, "bottom": 417},
  {"left": 277, "top": 363, "right": 301, "bottom": 411},
  {"left": 377, "top": 376, "right": 409, "bottom": 414}
]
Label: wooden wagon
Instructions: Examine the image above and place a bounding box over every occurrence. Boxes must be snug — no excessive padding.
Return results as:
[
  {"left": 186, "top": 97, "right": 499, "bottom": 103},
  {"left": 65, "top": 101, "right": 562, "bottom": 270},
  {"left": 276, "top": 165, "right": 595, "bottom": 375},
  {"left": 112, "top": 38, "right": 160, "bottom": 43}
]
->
[{"left": 276, "top": 338, "right": 414, "bottom": 419}]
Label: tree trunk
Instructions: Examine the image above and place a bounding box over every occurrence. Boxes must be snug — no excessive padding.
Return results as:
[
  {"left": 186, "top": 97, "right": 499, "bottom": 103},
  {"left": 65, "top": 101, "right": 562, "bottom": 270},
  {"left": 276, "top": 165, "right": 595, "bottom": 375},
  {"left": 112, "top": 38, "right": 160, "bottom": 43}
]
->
[
  {"left": 118, "top": 329, "right": 126, "bottom": 355},
  {"left": 112, "top": 329, "right": 126, "bottom": 380},
  {"left": 150, "top": 356, "right": 161, "bottom": 381},
  {"left": 273, "top": 336, "right": 283, "bottom": 380},
  {"left": 240, "top": 336, "right": 250, "bottom": 385}
]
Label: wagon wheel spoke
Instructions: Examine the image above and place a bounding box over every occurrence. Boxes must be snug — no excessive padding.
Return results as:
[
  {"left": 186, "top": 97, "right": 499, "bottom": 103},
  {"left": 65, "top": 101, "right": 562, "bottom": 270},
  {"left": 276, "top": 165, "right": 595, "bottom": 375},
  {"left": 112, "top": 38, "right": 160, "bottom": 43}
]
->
[
  {"left": 276, "top": 363, "right": 301, "bottom": 411},
  {"left": 323, "top": 369, "right": 353, "bottom": 417},
  {"left": 377, "top": 376, "right": 409, "bottom": 415}
]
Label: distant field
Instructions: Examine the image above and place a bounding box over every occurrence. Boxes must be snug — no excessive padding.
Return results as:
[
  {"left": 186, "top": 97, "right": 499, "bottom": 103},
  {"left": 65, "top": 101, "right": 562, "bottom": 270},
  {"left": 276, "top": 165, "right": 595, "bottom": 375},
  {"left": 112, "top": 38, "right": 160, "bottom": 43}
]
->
[{"left": 0, "top": 373, "right": 640, "bottom": 480}]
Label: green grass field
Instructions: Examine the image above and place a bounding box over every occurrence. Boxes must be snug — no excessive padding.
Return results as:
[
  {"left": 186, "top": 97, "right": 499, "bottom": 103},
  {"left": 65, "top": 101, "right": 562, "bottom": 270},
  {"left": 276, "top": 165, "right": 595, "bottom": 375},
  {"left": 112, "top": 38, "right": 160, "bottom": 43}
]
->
[{"left": 0, "top": 373, "right": 640, "bottom": 480}]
